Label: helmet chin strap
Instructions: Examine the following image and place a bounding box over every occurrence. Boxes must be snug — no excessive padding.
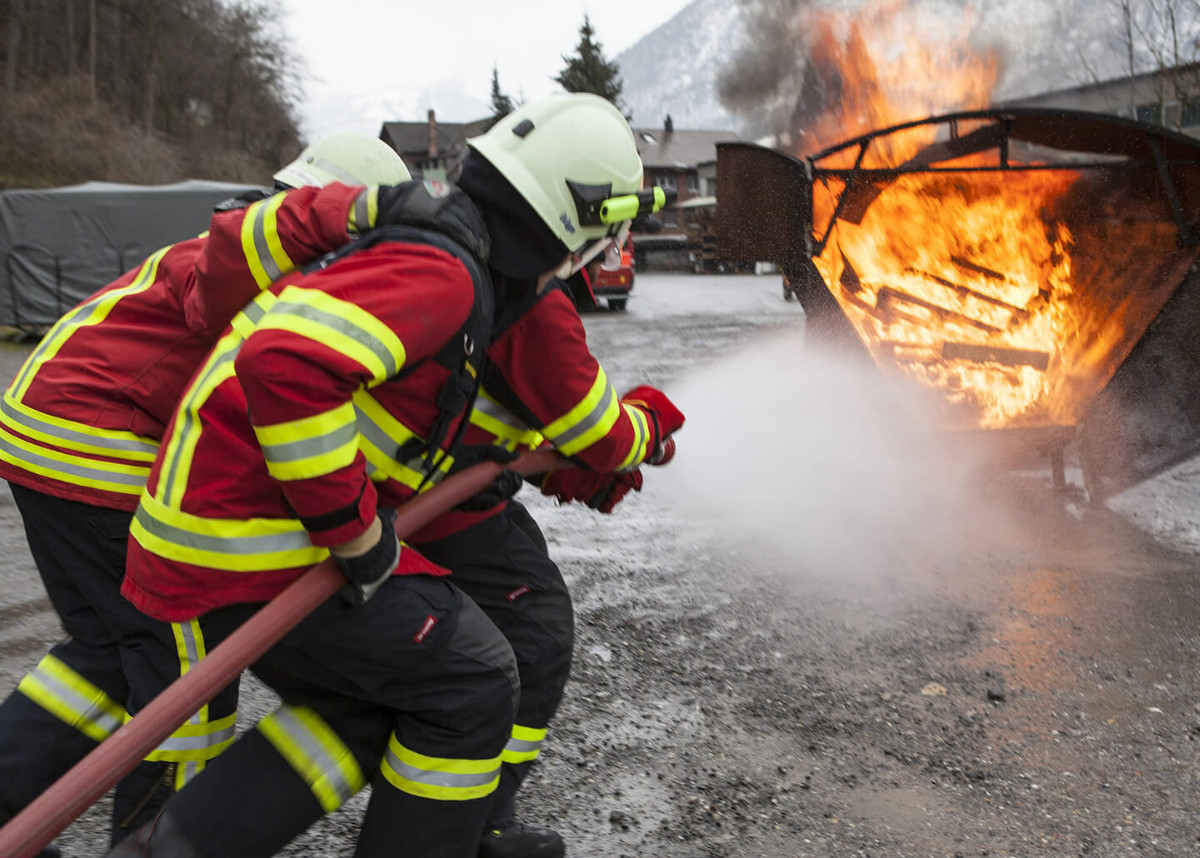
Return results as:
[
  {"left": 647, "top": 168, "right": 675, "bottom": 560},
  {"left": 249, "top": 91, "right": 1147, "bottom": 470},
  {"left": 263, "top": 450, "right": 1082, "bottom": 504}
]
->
[{"left": 559, "top": 219, "right": 632, "bottom": 279}]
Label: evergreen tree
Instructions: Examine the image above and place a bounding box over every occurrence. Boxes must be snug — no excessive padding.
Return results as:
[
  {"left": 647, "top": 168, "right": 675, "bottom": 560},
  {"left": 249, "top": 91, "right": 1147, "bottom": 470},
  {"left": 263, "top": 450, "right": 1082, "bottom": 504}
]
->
[
  {"left": 488, "top": 65, "right": 514, "bottom": 124},
  {"left": 555, "top": 15, "right": 624, "bottom": 110}
]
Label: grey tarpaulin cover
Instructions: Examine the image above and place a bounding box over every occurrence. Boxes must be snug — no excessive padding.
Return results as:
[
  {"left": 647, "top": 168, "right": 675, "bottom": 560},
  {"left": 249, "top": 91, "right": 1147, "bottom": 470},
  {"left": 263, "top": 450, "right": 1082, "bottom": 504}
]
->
[{"left": 0, "top": 180, "right": 260, "bottom": 328}]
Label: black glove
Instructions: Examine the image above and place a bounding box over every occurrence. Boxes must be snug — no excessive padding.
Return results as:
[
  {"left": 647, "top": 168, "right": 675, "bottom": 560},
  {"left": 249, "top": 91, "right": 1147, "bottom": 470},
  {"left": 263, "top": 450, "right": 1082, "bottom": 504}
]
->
[
  {"left": 449, "top": 445, "right": 522, "bottom": 512},
  {"left": 332, "top": 508, "right": 400, "bottom": 605}
]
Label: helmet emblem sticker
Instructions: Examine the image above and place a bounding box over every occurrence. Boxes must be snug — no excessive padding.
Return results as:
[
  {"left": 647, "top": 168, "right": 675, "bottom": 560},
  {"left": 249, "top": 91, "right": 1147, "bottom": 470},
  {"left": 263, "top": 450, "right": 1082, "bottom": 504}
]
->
[
  {"left": 423, "top": 180, "right": 452, "bottom": 198},
  {"left": 558, "top": 213, "right": 576, "bottom": 235}
]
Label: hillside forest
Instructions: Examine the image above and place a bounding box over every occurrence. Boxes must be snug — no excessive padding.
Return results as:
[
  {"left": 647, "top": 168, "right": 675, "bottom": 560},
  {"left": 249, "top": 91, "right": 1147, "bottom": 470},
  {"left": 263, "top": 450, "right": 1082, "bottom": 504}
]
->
[{"left": 0, "top": 0, "right": 303, "bottom": 189}]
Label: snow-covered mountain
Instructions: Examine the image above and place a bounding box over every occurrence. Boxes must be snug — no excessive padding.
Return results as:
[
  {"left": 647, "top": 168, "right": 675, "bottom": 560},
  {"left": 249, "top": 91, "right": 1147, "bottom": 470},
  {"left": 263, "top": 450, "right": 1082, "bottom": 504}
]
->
[{"left": 616, "top": 0, "right": 1200, "bottom": 135}]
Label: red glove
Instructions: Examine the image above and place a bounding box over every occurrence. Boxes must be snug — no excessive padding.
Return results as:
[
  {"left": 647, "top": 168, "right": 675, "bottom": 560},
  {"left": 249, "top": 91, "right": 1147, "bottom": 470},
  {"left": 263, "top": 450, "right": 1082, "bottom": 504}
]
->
[
  {"left": 540, "top": 468, "right": 644, "bottom": 513},
  {"left": 621, "top": 385, "right": 685, "bottom": 453}
]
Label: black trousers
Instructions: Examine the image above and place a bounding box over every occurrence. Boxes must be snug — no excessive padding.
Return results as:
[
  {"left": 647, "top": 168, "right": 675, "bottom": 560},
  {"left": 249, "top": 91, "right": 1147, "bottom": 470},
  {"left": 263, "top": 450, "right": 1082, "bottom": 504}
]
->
[
  {"left": 134, "top": 573, "right": 519, "bottom": 858},
  {"left": 0, "top": 483, "right": 239, "bottom": 844},
  {"left": 415, "top": 500, "right": 575, "bottom": 829}
]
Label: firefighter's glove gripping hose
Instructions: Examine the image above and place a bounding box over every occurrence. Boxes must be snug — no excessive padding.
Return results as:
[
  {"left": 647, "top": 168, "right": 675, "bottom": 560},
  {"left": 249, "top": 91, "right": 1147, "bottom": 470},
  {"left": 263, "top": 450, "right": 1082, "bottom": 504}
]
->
[
  {"left": 541, "top": 468, "right": 644, "bottom": 513},
  {"left": 331, "top": 507, "right": 401, "bottom": 605},
  {"left": 449, "top": 445, "right": 523, "bottom": 511}
]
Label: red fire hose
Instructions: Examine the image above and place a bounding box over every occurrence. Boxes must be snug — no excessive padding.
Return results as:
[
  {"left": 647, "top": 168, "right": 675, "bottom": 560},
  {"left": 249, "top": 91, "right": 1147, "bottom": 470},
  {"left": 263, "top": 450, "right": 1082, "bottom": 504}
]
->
[{"left": 0, "top": 448, "right": 564, "bottom": 858}]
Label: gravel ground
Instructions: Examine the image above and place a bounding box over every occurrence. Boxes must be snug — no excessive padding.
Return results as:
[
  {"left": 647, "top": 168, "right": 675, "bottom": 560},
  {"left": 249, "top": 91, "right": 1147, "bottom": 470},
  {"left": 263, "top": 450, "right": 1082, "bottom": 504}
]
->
[{"left": 4, "top": 273, "right": 1200, "bottom": 858}]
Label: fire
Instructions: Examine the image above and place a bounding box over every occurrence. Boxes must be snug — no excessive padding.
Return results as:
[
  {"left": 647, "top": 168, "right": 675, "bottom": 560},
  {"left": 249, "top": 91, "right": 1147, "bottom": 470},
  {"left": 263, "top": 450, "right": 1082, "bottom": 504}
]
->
[
  {"left": 814, "top": 171, "right": 1084, "bottom": 428},
  {"left": 795, "top": 2, "right": 1185, "bottom": 429},
  {"left": 792, "top": 0, "right": 998, "bottom": 163}
]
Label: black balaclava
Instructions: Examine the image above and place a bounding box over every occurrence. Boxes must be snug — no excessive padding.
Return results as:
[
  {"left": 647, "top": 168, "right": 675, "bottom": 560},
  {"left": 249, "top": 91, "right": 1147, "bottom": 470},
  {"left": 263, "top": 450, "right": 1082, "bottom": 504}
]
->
[{"left": 456, "top": 151, "right": 571, "bottom": 281}]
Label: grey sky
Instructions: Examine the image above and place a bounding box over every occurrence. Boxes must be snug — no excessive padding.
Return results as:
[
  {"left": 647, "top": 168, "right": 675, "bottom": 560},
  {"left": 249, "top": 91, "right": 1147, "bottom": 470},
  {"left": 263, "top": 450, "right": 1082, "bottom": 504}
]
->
[{"left": 277, "top": 0, "right": 695, "bottom": 139}]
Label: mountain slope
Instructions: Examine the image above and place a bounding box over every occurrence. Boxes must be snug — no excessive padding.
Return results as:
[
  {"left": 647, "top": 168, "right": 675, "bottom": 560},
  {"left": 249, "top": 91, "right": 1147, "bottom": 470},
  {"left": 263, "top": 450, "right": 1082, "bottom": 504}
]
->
[{"left": 616, "top": 0, "right": 1200, "bottom": 135}]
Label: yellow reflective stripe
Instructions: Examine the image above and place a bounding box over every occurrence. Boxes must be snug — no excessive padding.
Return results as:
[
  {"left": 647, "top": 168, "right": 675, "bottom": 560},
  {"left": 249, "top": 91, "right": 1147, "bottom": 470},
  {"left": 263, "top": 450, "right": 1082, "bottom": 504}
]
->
[
  {"left": 256, "top": 285, "right": 406, "bottom": 384},
  {"left": 616, "top": 403, "right": 651, "bottom": 471},
  {"left": 259, "top": 706, "right": 365, "bottom": 813},
  {"left": 240, "top": 193, "right": 294, "bottom": 289},
  {"left": 255, "top": 401, "right": 359, "bottom": 482},
  {"left": 353, "top": 391, "right": 452, "bottom": 492},
  {"left": 379, "top": 733, "right": 501, "bottom": 801},
  {"left": 0, "top": 423, "right": 150, "bottom": 494},
  {"left": 501, "top": 724, "right": 547, "bottom": 764},
  {"left": 131, "top": 494, "right": 329, "bottom": 573},
  {"left": 348, "top": 187, "right": 378, "bottom": 235},
  {"left": 17, "top": 654, "right": 126, "bottom": 742},
  {"left": 0, "top": 396, "right": 158, "bottom": 461},
  {"left": 157, "top": 331, "right": 240, "bottom": 507},
  {"left": 172, "top": 619, "right": 210, "bottom": 728},
  {"left": 541, "top": 369, "right": 620, "bottom": 457},
  {"left": 10, "top": 247, "right": 169, "bottom": 401},
  {"left": 469, "top": 392, "right": 544, "bottom": 448},
  {"left": 144, "top": 712, "right": 237, "bottom": 763}
]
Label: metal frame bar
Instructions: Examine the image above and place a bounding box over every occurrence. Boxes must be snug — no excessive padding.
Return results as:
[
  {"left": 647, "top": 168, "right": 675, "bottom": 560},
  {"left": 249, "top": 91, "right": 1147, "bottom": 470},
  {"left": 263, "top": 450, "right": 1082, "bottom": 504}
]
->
[{"left": 806, "top": 108, "right": 1200, "bottom": 256}]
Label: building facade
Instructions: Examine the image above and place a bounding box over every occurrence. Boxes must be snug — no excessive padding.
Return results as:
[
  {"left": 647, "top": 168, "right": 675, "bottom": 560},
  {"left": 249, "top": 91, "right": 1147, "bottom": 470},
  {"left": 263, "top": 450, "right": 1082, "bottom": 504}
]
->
[{"left": 1003, "top": 63, "right": 1200, "bottom": 136}]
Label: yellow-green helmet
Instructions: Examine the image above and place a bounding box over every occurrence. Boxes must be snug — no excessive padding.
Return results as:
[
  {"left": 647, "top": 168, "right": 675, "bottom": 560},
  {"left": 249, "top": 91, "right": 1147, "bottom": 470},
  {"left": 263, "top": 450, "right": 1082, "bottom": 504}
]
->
[
  {"left": 273, "top": 132, "right": 412, "bottom": 189},
  {"left": 466, "top": 93, "right": 643, "bottom": 254}
]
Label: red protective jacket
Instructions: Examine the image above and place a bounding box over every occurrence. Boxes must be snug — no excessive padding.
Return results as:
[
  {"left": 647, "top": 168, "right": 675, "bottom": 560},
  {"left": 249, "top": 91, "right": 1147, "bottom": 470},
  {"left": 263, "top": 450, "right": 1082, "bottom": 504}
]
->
[
  {"left": 0, "top": 183, "right": 372, "bottom": 511},
  {"left": 409, "top": 283, "right": 658, "bottom": 543},
  {"left": 123, "top": 239, "right": 483, "bottom": 621}
]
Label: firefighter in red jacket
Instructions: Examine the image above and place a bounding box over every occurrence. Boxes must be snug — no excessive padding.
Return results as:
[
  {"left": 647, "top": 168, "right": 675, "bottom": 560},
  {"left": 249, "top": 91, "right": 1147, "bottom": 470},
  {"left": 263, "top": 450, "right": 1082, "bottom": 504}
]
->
[
  {"left": 0, "top": 133, "right": 412, "bottom": 853},
  {"left": 104, "top": 93, "right": 684, "bottom": 858},
  {"left": 408, "top": 235, "right": 682, "bottom": 858}
]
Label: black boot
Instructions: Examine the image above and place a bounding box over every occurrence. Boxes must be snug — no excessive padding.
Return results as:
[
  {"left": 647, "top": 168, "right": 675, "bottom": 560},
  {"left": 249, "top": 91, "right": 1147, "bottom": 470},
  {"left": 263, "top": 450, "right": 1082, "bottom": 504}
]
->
[
  {"left": 476, "top": 761, "right": 565, "bottom": 858},
  {"left": 477, "top": 822, "right": 565, "bottom": 858},
  {"left": 106, "top": 811, "right": 200, "bottom": 858}
]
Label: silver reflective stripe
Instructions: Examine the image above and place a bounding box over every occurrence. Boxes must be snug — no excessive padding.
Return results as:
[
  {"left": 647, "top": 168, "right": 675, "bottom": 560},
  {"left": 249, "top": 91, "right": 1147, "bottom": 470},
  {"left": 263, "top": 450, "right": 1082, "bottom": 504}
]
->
[
  {"left": 473, "top": 395, "right": 530, "bottom": 435},
  {"left": 240, "top": 297, "right": 270, "bottom": 326},
  {"left": 504, "top": 735, "right": 543, "bottom": 756},
  {"left": 261, "top": 422, "right": 358, "bottom": 466},
  {"left": 354, "top": 407, "right": 446, "bottom": 484},
  {"left": 155, "top": 723, "right": 237, "bottom": 752},
  {"left": 627, "top": 405, "right": 648, "bottom": 466},
  {"left": 161, "top": 346, "right": 239, "bottom": 503},
  {"left": 173, "top": 622, "right": 203, "bottom": 725},
  {"left": 383, "top": 746, "right": 500, "bottom": 790},
  {"left": 312, "top": 156, "right": 366, "bottom": 186},
  {"left": 0, "top": 431, "right": 148, "bottom": 486},
  {"left": 24, "top": 667, "right": 123, "bottom": 737},
  {"left": 133, "top": 505, "right": 316, "bottom": 556},
  {"left": 1, "top": 399, "right": 159, "bottom": 456},
  {"left": 271, "top": 300, "right": 401, "bottom": 378},
  {"left": 179, "top": 760, "right": 200, "bottom": 788},
  {"left": 352, "top": 189, "right": 372, "bottom": 233},
  {"left": 249, "top": 202, "right": 285, "bottom": 282},
  {"left": 271, "top": 707, "right": 359, "bottom": 807},
  {"left": 10, "top": 249, "right": 165, "bottom": 395},
  {"left": 545, "top": 384, "right": 618, "bottom": 449}
]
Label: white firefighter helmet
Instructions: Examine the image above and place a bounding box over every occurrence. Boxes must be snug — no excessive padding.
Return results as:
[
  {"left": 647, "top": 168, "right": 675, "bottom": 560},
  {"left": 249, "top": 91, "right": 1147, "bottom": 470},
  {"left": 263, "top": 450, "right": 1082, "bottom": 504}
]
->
[
  {"left": 466, "top": 93, "right": 643, "bottom": 256},
  {"left": 273, "top": 132, "right": 411, "bottom": 189}
]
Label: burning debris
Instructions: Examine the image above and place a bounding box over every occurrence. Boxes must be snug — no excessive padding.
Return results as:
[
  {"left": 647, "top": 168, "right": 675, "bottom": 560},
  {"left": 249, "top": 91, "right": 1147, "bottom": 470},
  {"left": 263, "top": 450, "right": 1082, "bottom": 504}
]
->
[{"left": 715, "top": 0, "right": 1200, "bottom": 494}]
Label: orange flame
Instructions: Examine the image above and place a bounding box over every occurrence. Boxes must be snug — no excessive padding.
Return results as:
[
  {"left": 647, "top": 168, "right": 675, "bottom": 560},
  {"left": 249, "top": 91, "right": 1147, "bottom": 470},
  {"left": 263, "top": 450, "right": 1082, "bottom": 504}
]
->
[
  {"left": 795, "top": 2, "right": 1188, "bottom": 429},
  {"left": 792, "top": 0, "right": 998, "bottom": 163}
]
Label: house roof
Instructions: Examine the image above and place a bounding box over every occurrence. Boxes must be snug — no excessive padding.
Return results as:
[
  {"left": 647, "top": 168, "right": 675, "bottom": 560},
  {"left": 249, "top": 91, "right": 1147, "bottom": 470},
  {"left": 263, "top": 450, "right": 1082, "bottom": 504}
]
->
[
  {"left": 379, "top": 118, "right": 491, "bottom": 156},
  {"left": 1003, "top": 61, "right": 1200, "bottom": 105},
  {"left": 380, "top": 116, "right": 741, "bottom": 171},
  {"left": 633, "top": 128, "right": 742, "bottom": 169}
]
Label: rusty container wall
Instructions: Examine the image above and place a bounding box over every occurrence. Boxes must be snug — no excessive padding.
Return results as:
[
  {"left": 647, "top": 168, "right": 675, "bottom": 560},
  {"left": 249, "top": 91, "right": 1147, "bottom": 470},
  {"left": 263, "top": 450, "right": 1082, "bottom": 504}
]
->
[
  {"left": 715, "top": 142, "right": 810, "bottom": 270},
  {"left": 716, "top": 112, "right": 1200, "bottom": 497},
  {"left": 1079, "top": 264, "right": 1200, "bottom": 499},
  {"left": 715, "top": 142, "right": 868, "bottom": 354}
]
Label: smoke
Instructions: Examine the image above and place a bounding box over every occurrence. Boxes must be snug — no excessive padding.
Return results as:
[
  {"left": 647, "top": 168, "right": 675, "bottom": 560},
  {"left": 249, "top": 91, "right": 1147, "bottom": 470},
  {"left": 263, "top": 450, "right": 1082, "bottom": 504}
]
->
[
  {"left": 716, "top": 0, "right": 1005, "bottom": 147},
  {"left": 658, "top": 327, "right": 1009, "bottom": 585},
  {"left": 716, "top": 0, "right": 817, "bottom": 138}
]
